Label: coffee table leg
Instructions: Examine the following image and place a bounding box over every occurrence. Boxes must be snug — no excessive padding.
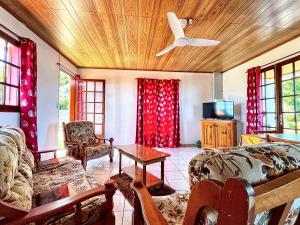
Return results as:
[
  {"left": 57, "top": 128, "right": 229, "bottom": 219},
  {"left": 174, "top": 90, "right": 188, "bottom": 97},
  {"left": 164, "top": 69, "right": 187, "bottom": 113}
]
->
[
  {"left": 135, "top": 161, "right": 137, "bottom": 166},
  {"left": 161, "top": 160, "right": 165, "bottom": 188},
  {"left": 143, "top": 165, "right": 146, "bottom": 185},
  {"left": 119, "top": 152, "right": 122, "bottom": 176}
]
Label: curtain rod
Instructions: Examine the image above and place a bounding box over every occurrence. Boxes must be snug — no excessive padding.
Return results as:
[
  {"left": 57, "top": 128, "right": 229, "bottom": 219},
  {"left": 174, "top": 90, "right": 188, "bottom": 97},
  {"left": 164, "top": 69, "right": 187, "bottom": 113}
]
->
[
  {"left": 0, "top": 23, "right": 21, "bottom": 41},
  {"left": 57, "top": 63, "right": 76, "bottom": 79}
]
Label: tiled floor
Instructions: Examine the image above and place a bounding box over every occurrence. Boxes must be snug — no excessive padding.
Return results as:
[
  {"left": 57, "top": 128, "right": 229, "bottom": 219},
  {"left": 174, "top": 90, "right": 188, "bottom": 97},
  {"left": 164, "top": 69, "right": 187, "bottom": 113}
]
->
[{"left": 86, "top": 147, "right": 200, "bottom": 225}]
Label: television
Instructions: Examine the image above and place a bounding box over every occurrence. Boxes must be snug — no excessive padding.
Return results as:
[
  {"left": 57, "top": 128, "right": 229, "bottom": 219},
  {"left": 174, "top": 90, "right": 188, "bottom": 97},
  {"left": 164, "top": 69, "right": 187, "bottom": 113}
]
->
[{"left": 203, "top": 101, "right": 234, "bottom": 120}]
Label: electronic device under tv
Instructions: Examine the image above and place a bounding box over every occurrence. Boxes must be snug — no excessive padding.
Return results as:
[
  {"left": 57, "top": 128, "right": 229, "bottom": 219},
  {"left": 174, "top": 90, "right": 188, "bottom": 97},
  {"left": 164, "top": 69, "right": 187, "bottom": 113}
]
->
[{"left": 203, "top": 101, "right": 234, "bottom": 120}]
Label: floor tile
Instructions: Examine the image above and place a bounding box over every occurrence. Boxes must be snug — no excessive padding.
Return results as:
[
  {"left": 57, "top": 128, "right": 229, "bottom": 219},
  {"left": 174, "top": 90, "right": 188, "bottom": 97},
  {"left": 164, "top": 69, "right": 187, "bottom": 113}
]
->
[
  {"left": 113, "top": 194, "right": 125, "bottom": 212},
  {"left": 122, "top": 211, "right": 133, "bottom": 225},
  {"left": 114, "top": 211, "right": 124, "bottom": 225}
]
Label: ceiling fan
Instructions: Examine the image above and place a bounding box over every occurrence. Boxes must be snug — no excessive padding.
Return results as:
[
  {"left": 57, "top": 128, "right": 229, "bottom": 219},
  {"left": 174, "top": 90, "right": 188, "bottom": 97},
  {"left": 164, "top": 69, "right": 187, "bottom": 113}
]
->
[{"left": 156, "top": 12, "right": 221, "bottom": 56}]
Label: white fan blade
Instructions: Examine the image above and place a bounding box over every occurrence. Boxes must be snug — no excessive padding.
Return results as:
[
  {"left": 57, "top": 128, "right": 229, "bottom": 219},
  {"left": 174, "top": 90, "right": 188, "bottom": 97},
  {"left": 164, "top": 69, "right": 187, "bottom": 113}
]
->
[
  {"left": 187, "top": 38, "right": 221, "bottom": 46},
  {"left": 167, "top": 12, "right": 185, "bottom": 40},
  {"left": 156, "top": 44, "right": 176, "bottom": 56}
]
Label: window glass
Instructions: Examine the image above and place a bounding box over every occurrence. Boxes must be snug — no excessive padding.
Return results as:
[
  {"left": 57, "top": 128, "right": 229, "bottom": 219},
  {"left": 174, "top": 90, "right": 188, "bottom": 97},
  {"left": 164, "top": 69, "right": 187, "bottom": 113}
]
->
[
  {"left": 0, "top": 36, "right": 20, "bottom": 111},
  {"left": 0, "top": 38, "right": 5, "bottom": 60}
]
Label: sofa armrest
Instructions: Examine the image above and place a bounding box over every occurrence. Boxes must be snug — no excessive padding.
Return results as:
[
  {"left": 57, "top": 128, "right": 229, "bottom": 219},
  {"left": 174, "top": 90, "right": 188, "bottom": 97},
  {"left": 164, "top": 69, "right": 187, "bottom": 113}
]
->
[
  {"left": 131, "top": 180, "right": 168, "bottom": 225},
  {"left": 3, "top": 180, "right": 117, "bottom": 225}
]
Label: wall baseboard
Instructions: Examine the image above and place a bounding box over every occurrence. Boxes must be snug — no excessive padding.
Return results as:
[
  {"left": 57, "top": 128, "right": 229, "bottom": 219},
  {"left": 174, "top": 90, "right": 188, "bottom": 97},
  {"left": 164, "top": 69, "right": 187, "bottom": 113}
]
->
[{"left": 180, "top": 144, "right": 195, "bottom": 147}]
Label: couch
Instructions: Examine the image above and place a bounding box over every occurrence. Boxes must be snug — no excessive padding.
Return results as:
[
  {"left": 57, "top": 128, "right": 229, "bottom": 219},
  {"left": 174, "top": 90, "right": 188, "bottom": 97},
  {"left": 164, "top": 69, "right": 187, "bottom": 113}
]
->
[
  {"left": 131, "top": 142, "right": 300, "bottom": 225},
  {"left": 0, "top": 126, "right": 117, "bottom": 225}
]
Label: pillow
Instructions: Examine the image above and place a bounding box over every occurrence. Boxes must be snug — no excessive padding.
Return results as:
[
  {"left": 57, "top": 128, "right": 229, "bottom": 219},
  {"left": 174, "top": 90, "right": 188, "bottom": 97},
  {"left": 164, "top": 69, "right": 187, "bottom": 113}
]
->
[{"left": 36, "top": 184, "right": 70, "bottom": 206}]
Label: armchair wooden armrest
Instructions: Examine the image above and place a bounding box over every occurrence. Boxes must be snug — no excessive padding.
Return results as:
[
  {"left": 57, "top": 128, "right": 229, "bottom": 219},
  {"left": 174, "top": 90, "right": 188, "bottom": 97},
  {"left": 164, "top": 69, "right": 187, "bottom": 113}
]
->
[
  {"left": 95, "top": 136, "right": 114, "bottom": 144},
  {"left": 2, "top": 180, "right": 117, "bottom": 225},
  {"left": 131, "top": 180, "right": 168, "bottom": 225}
]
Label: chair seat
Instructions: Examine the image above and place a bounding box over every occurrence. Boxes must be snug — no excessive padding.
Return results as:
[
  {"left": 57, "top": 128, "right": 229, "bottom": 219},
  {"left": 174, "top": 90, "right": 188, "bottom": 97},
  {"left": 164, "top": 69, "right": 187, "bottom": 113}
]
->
[{"left": 84, "top": 143, "right": 112, "bottom": 157}]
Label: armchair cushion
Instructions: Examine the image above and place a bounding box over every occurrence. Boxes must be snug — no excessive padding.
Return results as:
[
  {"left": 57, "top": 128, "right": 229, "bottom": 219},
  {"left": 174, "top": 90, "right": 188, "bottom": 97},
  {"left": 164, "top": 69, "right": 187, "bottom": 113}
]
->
[
  {"left": 83, "top": 143, "right": 112, "bottom": 157},
  {"left": 65, "top": 121, "right": 97, "bottom": 145},
  {"left": 22, "top": 148, "right": 35, "bottom": 170},
  {"left": 0, "top": 134, "right": 19, "bottom": 202},
  {"left": 152, "top": 192, "right": 189, "bottom": 225}
]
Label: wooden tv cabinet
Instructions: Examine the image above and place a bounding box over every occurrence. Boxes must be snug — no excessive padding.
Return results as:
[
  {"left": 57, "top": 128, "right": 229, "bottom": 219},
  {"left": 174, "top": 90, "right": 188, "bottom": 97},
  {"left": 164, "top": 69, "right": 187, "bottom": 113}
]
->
[{"left": 201, "top": 119, "right": 237, "bottom": 148}]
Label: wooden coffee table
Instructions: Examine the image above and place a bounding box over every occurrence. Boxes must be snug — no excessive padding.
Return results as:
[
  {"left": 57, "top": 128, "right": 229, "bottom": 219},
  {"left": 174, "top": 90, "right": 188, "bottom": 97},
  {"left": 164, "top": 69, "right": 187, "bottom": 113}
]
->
[{"left": 115, "top": 144, "right": 171, "bottom": 188}]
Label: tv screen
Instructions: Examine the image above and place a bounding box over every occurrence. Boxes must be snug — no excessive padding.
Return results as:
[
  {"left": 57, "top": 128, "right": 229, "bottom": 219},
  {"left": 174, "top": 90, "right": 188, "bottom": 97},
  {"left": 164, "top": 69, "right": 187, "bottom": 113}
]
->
[{"left": 203, "top": 101, "right": 234, "bottom": 120}]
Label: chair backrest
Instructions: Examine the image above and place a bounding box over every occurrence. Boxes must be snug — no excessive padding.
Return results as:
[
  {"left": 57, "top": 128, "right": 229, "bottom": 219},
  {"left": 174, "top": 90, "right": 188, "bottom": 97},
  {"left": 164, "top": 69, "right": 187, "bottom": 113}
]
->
[
  {"left": 132, "top": 170, "right": 300, "bottom": 225},
  {"left": 63, "top": 121, "right": 96, "bottom": 145}
]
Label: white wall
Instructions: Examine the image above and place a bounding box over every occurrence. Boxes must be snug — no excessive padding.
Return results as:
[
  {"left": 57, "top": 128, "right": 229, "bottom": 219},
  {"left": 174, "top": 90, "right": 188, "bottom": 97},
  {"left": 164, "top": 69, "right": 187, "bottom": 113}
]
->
[
  {"left": 223, "top": 37, "right": 300, "bottom": 140},
  {"left": 79, "top": 69, "right": 213, "bottom": 145},
  {"left": 0, "top": 6, "right": 78, "bottom": 150}
]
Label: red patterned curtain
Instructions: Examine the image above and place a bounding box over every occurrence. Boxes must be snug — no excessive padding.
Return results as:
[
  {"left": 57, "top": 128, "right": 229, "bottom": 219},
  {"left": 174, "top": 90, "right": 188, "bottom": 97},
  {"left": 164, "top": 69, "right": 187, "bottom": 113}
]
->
[
  {"left": 136, "top": 78, "right": 180, "bottom": 147},
  {"left": 246, "top": 66, "right": 262, "bottom": 134},
  {"left": 20, "top": 38, "right": 38, "bottom": 154}
]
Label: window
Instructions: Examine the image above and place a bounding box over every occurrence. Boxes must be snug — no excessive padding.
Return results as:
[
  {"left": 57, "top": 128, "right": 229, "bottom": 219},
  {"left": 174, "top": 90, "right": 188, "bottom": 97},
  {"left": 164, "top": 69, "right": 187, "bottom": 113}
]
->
[
  {"left": 260, "top": 55, "right": 300, "bottom": 133},
  {"left": 0, "top": 31, "right": 20, "bottom": 112},
  {"left": 260, "top": 67, "right": 276, "bottom": 131},
  {"left": 75, "top": 80, "right": 105, "bottom": 137}
]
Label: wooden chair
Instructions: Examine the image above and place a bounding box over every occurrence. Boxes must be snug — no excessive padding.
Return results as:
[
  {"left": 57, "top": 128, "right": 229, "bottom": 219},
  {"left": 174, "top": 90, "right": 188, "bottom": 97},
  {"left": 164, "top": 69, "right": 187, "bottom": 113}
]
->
[
  {"left": 131, "top": 170, "right": 300, "bottom": 225},
  {"left": 63, "top": 121, "right": 114, "bottom": 169}
]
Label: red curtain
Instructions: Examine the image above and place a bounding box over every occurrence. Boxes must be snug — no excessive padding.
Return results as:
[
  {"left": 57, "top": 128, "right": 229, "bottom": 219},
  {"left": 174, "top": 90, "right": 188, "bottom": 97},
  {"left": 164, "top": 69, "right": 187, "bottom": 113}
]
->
[
  {"left": 136, "top": 78, "right": 180, "bottom": 147},
  {"left": 246, "top": 66, "right": 262, "bottom": 134},
  {"left": 20, "top": 38, "right": 38, "bottom": 154}
]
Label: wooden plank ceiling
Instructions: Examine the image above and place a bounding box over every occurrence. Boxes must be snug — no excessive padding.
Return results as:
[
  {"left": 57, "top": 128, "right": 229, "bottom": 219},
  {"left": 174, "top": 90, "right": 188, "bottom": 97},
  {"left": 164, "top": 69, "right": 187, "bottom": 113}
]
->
[{"left": 1, "top": 0, "right": 300, "bottom": 72}]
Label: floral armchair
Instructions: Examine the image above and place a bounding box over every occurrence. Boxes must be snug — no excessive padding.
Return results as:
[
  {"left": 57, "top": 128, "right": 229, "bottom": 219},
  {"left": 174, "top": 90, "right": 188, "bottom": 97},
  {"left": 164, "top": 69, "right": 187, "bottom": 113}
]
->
[{"left": 63, "top": 121, "right": 114, "bottom": 169}]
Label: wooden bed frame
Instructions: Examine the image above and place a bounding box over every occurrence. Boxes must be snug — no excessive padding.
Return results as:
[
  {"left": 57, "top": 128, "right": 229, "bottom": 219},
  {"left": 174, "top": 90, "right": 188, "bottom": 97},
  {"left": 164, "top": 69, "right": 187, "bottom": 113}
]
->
[
  {"left": 0, "top": 149, "right": 117, "bottom": 225},
  {"left": 131, "top": 170, "right": 300, "bottom": 225}
]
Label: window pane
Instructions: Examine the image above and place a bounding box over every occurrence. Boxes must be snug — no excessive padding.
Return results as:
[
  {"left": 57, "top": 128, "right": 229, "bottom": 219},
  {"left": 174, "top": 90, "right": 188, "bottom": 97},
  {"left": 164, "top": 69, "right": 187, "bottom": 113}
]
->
[
  {"left": 266, "top": 98, "right": 276, "bottom": 112},
  {"left": 95, "top": 114, "right": 103, "bottom": 123},
  {"left": 283, "top": 113, "right": 295, "bottom": 129},
  {"left": 95, "top": 82, "right": 103, "bottom": 91},
  {"left": 295, "top": 78, "right": 300, "bottom": 95},
  {"left": 265, "top": 84, "right": 275, "bottom": 98},
  {"left": 0, "top": 38, "right": 5, "bottom": 61},
  {"left": 0, "top": 62, "right": 4, "bottom": 82},
  {"left": 6, "top": 66, "right": 19, "bottom": 86},
  {"left": 95, "top": 125, "right": 102, "bottom": 135},
  {"left": 261, "top": 86, "right": 265, "bottom": 99},
  {"left": 265, "top": 70, "right": 274, "bottom": 84},
  {"left": 296, "top": 96, "right": 300, "bottom": 111},
  {"left": 261, "top": 72, "right": 265, "bottom": 85},
  {"left": 5, "top": 86, "right": 18, "bottom": 106},
  {"left": 282, "top": 80, "right": 294, "bottom": 96},
  {"left": 87, "top": 81, "right": 94, "bottom": 91},
  {"left": 6, "top": 43, "right": 19, "bottom": 66},
  {"left": 0, "top": 84, "right": 3, "bottom": 104},
  {"left": 87, "top": 92, "right": 94, "bottom": 102},
  {"left": 297, "top": 113, "right": 300, "bottom": 129},
  {"left": 81, "top": 81, "right": 87, "bottom": 91},
  {"left": 296, "top": 60, "right": 300, "bottom": 77},
  {"left": 95, "top": 103, "right": 103, "bottom": 113},
  {"left": 87, "top": 114, "right": 94, "bottom": 123},
  {"left": 282, "top": 63, "right": 293, "bottom": 79},
  {"left": 282, "top": 96, "right": 295, "bottom": 112},
  {"left": 95, "top": 92, "right": 103, "bottom": 102},
  {"left": 87, "top": 103, "right": 94, "bottom": 113},
  {"left": 283, "top": 129, "right": 296, "bottom": 134},
  {"left": 265, "top": 113, "right": 276, "bottom": 127}
]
